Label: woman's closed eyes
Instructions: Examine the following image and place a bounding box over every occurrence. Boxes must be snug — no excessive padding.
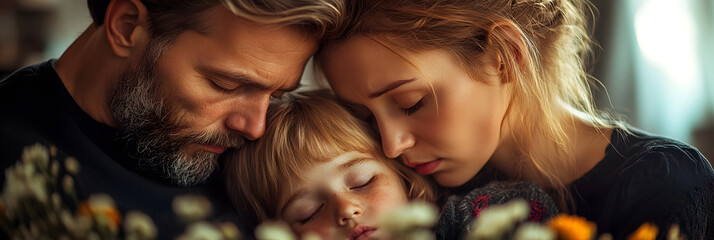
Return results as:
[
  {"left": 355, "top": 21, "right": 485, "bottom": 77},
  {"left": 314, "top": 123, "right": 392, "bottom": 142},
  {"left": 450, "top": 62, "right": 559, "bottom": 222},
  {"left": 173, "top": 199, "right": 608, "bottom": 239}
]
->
[{"left": 402, "top": 98, "right": 424, "bottom": 116}]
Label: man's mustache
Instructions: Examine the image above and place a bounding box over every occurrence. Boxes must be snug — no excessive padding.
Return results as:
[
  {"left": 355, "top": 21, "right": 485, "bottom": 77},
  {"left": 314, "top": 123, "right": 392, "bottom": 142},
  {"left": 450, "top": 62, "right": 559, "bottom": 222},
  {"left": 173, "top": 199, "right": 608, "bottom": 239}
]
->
[{"left": 182, "top": 130, "right": 247, "bottom": 150}]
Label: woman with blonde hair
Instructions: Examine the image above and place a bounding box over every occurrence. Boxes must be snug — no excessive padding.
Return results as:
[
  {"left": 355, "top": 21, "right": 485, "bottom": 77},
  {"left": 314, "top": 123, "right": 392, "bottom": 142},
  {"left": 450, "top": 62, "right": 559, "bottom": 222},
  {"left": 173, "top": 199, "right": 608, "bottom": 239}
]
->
[{"left": 316, "top": 0, "right": 714, "bottom": 238}]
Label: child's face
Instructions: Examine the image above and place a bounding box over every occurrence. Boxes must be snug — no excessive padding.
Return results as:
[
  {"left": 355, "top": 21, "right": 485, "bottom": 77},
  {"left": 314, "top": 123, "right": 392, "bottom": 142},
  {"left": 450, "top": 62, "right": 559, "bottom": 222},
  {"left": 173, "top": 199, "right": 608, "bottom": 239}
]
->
[{"left": 277, "top": 151, "right": 408, "bottom": 239}]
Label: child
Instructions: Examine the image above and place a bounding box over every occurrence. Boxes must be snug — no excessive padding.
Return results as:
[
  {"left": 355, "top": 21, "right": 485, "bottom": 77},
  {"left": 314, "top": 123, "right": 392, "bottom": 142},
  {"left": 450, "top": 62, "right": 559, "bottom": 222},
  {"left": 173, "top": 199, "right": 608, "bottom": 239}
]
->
[
  {"left": 223, "top": 90, "right": 557, "bottom": 239},
  {"left": 224, "top": 90, "right": 436, "bottom": 239}
]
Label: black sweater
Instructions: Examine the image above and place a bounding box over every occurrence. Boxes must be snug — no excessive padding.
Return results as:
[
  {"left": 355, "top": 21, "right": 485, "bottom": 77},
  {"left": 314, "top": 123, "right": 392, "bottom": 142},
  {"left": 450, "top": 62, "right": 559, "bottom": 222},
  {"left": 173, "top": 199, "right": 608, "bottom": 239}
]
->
[{"left": 571, "top": 127, "right": 714, "bottom": 239}]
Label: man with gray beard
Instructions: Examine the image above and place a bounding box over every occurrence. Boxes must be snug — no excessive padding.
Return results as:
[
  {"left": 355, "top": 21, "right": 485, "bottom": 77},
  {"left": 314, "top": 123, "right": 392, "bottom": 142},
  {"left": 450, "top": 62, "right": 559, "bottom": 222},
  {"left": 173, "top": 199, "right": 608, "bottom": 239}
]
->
[{"left": 0, "top": 0, "right": 347, "bottom": 238}]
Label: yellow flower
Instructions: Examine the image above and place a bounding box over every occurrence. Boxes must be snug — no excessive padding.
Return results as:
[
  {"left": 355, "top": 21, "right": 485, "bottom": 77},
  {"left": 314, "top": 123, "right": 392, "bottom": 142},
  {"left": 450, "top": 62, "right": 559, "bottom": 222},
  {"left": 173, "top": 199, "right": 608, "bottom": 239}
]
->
[
  {"left": 548, "top": 214, "right": 596, "bottom": 240},
  {"left": 627, "top": 223, "right": 658, "bottom": 240},
  {"left": 77, "top": 194, "right": 122, "bottom": 231}
]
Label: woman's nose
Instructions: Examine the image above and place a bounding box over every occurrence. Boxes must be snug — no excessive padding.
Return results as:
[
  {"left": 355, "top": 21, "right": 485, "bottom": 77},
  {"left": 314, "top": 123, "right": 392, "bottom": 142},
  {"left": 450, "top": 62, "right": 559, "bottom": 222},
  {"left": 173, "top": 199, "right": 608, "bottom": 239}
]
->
[{"left": 379, "top": 118, "right": 416, "bottom": 158}]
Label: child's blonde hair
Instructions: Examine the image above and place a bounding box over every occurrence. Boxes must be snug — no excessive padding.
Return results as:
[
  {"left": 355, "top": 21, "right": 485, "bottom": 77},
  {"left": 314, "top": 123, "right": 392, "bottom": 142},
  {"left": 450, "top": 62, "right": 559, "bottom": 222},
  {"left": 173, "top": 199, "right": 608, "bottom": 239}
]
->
[
  {"left": 224, "top": 89, "right": 436, "bottom": 228},
  {"left": 315, "top": 0, "right": 617, "bottom": 208}
]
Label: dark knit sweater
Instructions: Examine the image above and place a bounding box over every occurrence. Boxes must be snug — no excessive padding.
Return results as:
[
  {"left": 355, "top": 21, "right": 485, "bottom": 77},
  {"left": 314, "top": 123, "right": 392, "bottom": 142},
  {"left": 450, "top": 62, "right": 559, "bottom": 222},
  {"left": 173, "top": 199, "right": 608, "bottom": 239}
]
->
[
  {"left": 436, "top": 181, "right": 558, "bottom": 240},
  {"left": 438, "top": 127, "right": 714, "bottom": 240}
]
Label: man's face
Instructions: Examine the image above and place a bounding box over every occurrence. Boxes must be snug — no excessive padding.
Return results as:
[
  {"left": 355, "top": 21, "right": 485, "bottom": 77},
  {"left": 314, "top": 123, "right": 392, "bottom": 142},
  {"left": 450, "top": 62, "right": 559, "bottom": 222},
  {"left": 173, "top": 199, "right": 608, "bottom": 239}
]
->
[{"left": 110, "top": 6, "right": 318, "bottom": 186}]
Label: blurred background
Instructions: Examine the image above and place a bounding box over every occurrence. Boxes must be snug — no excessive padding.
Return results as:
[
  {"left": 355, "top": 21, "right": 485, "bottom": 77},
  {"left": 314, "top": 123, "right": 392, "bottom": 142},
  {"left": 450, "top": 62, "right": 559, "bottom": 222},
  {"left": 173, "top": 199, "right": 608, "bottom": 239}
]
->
[{"left": 0, "top": 0, "right": 712, "bottom": 161}]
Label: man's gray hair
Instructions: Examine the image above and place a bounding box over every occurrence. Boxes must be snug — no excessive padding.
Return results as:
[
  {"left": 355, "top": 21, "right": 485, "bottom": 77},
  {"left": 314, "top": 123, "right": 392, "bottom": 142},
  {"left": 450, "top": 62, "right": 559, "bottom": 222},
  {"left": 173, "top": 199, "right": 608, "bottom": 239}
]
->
[
  {"left": 223, "top": 0, "right": 347, "bottom": 37},
  {"left": 88, "top": 0, "right": 348, "bottom": 39}
]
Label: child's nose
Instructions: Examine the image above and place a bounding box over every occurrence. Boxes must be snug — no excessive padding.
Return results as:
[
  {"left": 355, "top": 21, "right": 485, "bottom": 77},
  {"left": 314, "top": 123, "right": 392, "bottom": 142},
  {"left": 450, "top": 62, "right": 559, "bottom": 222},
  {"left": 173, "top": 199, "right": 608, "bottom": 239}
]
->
[{"left": 336, "top": 196, "right": 363, "bottom": 226}]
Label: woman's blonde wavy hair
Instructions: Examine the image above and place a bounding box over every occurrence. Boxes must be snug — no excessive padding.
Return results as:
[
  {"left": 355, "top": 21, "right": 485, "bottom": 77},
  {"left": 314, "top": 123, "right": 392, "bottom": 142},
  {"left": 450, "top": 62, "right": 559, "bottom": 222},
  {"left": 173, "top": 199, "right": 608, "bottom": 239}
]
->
[
  {"left": 315, "top": 0, "right": 618, "bottom": 209},
  {"left": 224, "top": 90, "right": 437, "bottom": 229}
]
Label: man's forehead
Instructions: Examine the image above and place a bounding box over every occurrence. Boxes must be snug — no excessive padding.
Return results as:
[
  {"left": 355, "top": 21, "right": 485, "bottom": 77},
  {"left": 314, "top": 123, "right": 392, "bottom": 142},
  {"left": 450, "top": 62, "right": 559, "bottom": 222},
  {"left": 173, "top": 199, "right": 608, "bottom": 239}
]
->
[{"left": 175, "top": 9, "right": 317, "bottom": 92}]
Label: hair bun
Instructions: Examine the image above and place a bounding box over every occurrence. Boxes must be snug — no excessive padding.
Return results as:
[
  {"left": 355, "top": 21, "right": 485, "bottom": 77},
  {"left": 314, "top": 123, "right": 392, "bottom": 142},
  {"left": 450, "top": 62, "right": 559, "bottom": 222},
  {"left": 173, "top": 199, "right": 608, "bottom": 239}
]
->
[{"left": 509, "top": 0, "right": 565, "bottom": 30}]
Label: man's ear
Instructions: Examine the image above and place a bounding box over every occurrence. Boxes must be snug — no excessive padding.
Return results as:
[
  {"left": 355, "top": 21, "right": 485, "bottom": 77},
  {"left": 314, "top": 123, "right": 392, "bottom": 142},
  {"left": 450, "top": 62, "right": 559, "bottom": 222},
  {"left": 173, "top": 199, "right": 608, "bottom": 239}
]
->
[
  {"left": 486, "top": 21, "right": 528, "bottom": 77},
  {"left": 104, "top": 0, "right": 150, "bottom": 58}
]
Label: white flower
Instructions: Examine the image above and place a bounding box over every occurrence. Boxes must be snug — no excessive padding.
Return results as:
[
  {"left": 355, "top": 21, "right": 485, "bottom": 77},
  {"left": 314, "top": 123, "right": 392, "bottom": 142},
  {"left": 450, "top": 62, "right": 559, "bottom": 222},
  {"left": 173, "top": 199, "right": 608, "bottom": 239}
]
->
[
  {"left": 23, "top": 160, "right": 36, "bottom": 177},
  {"left": 87, "top": 194, "right": 116, "bottom": 210},
  {"left": 87, "top": 231, "right": 101, "bottom": 240},
  {"left": 61, "top": 175, "right": 74, "bottom": 194},
  {"left": 255, "top": 221, "right": 296, "bottom": 240},
  {"left": 598, "top": 233, "right": 614, "bottom": 240},
  {"left": 52, "top": 192, "right": 62, "bottom": 209},
  {"left": 514, "top": 223, "right": 555, "bottom": 240},
  {"left": 219, "top": 222, "right": 242, "bottom": 240},
  {"left": 173, "top": 195, "right": 212, "bottom": 222},
  {"left": 124, "top": 211, "right": 158, "bottom": 240},
  {"left": 22, "top": 144, "right": 49, "bottom": 167},
  {"left": 668, "top": 225, "right": 683, "bottom": 240},
  {"left": 178, "top": 222, "right": 224, "bottom": 240},
  {"left": 468, "top": 199, "right": 529, "bottom": 240},
  {"left": 60, "top": 210, "right": 92, "bottom": 238},
  {"left": 50, "top": 145, "right": 57, "bottom": 157},
  {"left": 1, "top": 171, "right": 23, "bottom": 218},
  {"left": 503, "top": 199, "right": 530, "bottom": 221},
  {"left": 379, "top": 201, "right": 439, "bottom": 233},
  {"left": 51, "top": 160, "right": 59, "bottom": 176},
  {"left": 27, "top": 175, "right": 48, "bottom": 203},
  {"left": 64, "top": 157, "right": 80, "bottom": 175},
  {"left": 1, "top": 162, "right": 50, "bottom": 214}
]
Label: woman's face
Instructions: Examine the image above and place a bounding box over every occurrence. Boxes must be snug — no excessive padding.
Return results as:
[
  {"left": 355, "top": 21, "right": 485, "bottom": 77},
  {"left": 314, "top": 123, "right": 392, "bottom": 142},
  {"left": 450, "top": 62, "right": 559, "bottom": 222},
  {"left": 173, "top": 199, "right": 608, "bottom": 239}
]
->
[
  {"left": 323, "top": 36, "right": 512, "bottom": 187},
  {"left": 277, "top": 151, "right": 408, "bottom": 239}
]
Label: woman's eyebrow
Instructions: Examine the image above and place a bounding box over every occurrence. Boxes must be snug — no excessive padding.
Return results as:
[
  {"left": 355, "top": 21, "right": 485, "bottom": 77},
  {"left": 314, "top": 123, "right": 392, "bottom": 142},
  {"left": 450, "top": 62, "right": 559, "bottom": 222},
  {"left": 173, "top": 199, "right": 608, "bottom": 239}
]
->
[{"left": 368, "top": 78, "right": 416, "bottom": 98}]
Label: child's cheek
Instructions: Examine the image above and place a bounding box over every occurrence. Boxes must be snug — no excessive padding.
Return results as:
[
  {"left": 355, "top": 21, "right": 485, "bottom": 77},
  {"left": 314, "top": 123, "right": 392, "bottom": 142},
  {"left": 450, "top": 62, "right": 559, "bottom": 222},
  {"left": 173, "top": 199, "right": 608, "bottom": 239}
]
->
[{"left": 368, "top": 177, "right": 409, "bottom": 219}]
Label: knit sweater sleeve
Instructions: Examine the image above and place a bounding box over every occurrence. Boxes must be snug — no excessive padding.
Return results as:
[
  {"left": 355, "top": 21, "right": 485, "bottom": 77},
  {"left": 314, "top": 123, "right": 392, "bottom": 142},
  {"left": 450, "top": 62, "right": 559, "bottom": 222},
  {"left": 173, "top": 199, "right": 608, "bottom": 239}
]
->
[{"left": 435, "top": 181, "right": 559, "bottom": 240}]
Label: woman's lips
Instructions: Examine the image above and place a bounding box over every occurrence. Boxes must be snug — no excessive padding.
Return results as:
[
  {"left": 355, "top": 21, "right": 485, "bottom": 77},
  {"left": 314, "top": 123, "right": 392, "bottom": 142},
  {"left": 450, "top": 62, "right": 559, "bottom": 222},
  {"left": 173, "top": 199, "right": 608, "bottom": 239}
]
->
[
  {"left": 350, "top": 225, "right": 376, "bottom": 240},
  {"left": 407, "top": 159, "right": 442, "bottom": 175}
]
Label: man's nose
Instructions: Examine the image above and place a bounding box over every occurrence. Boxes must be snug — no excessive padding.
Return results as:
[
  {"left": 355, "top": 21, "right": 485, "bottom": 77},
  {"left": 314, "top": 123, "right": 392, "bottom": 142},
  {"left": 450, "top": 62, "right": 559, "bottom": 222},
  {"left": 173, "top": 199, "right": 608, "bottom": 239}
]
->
[{"left": 224, "top": 95, "right": 269, "bottom": 140}]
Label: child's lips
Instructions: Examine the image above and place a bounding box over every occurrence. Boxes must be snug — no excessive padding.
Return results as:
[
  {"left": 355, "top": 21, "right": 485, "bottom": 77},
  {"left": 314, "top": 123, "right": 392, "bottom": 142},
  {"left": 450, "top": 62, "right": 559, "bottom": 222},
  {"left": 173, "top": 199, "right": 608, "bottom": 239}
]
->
[{"left": 350, "top": 225, "right": 376, "bottom": 240}]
